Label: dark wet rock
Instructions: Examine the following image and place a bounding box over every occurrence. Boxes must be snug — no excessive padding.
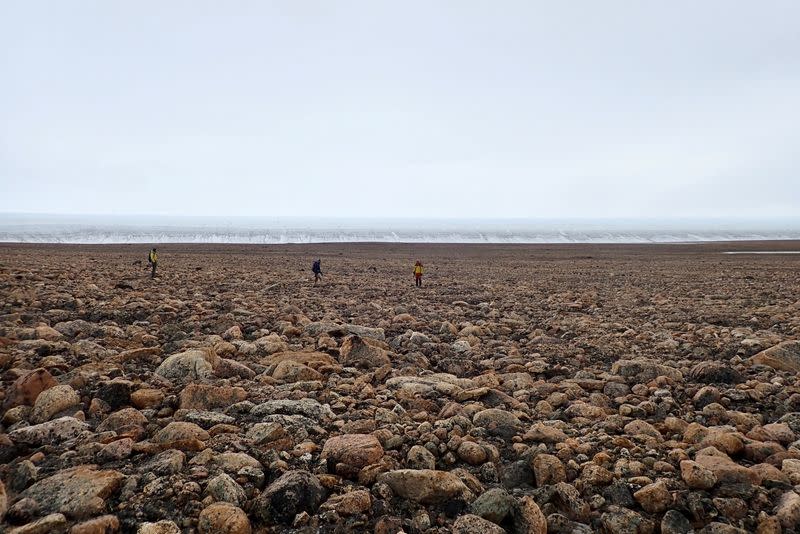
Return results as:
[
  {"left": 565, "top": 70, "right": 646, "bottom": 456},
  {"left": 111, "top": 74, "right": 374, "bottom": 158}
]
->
[
  {"left": 252, "top": 470, "right": 325, "bottom": 525},
  {"left": 602, "top": 480, "right": 635, "bottom": 507},
  {"left": 502, "top": 460, "right": 534, "bottom": 488},
  {"left": 96, "top": 379, "right": 134, "bottom": 410},
  {"left": 661, "top": 510, "right": 692, "bottom": 534},
  {"left": 611, "top": 359, "right": 682, "bottom": 383},
  {"left": 690, "top": 361, "right": 744, "bottom": 384},
  {"left": 473, "top": 408, "right": 521, "bottom": 438}
]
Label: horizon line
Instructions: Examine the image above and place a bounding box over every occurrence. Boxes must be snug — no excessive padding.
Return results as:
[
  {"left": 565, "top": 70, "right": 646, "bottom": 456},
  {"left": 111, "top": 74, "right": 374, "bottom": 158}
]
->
[{"left": 2, "top": 212, "right": 800, "bottom": 222}]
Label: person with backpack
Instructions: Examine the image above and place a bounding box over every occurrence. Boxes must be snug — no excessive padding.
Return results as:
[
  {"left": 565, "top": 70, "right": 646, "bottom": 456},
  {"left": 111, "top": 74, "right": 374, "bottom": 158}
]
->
[
  {"left": 148, "top": 248, "right": 158, "bottom": 278},
  {"left": 312, "top": 259, "right": 322, "bottom": 285},
  {"left": 414, "top": 260, "right": 423, "bottom": 287}
]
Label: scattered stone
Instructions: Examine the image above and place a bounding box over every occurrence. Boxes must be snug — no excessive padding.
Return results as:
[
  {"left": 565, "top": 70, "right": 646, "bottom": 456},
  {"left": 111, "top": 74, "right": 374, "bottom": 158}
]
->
[
  {"left": 252, "top": 470, "right": 325, "bottom": 525},
  {"left": 155, "top": 348, "right": 219, "bottom": 381},
  {"left": 453, "top": 514, "right": 507, "bottom": 534},
  {"left": 69, "top": 515, "right": 120, "bottom": 534},
  {"left": 7, "top": 513, "right": 68, "bottom": 534},
  {"left": 322, "top": 434, "right": 384, "bottom": 475},
  {"left": 2, "top": 244, "right": 798, "bottom": 533},
  {"left": 407, "top": 445, "right": 437, "bottom": 470},
  {"left": 379, "top": 469, "right": 472, "bottom": 504},
  {"left": 137, "top": 521, "right": 181, "bottom": 534},
  {"left": 473, "top": 409, "right": 521, "bottom": 438},
  {"left": 197, "top": 502, "right": 251, "bottom": 534},
  {"left": 512, "top": 495, "right": 547, "bottom": 534},
  {"left": 681, "top": 459, "right": 717, "bottom": 489},
  {"left": 338, "top": 335, "right": 391, "bottom": 368},
  {"left": 633, "top": 479, "right": 671, "bottom": 513},
  {"left": 470, "top": 487, "right": 514, "bottom": 523},
  {"left": 21, "top": 466, "right": 124, "bottom": 518},
  {"left": 532, "top": 453, "right": 566, "bottom": 486},
  {"left": 320, "top": 489, "right": 371, "bottom": 515},
  {"left": 775, "top": 491, "right": 800, "bottom": 530},
  {"left": 9, "top": 416, "right": 89, "bottom": 446},
  {"left": 205, "top": 473, "right": 247, "bottom": 506},
  {"left": 4, "top": 369, "right": 58, "bottom": 409},
  {"left": 750, "top": 341, "right": 800, "bottom": 372},
  {"left": 179, "top": 384, "right": 247, "bottom": 411}
]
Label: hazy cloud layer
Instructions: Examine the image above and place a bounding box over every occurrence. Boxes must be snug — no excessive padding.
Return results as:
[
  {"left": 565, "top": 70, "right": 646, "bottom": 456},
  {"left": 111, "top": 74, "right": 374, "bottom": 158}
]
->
[{"left": 1, "top": 1, "right": 798, "bottom": 218}]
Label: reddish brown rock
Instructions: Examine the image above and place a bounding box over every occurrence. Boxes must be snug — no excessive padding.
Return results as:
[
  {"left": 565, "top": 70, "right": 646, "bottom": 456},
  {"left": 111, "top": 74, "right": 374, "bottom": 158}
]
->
[
  {"left": 179, "top": 384, "right": 247, "bottom": 411},
  {"left": 322, "top": 434, "right": 384, "bottom": 475},
  {"left": 197, "top": 502, "right": 251, "bottom": 534},
  {"left": 4, "top": 369, "right": 57, "bottom": 409},
  {"left": 69, "top": 515, "right": 120, "bottom": 534}
]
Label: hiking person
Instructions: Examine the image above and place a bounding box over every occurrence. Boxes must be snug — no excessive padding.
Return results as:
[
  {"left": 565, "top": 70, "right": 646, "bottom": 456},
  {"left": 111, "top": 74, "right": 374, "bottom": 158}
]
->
[
  {"left": 414, "top": 260, "right": 423, "bottom": 287},
  {"left": 148, "top": 248, "right": 158, "bottom": 278},
  {"left": 312, "top": 259, "right": 322, "bottom": 285}
]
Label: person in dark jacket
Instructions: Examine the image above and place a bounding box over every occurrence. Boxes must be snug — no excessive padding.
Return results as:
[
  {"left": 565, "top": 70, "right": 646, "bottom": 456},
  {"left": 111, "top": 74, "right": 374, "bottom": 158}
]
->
[{"left": 312, "top": 259, "right": 322, "bottom": 285}]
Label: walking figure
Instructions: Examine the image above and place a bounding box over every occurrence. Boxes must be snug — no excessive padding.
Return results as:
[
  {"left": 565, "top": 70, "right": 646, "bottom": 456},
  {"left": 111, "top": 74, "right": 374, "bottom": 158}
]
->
[
  {"left": 148, "top": 248, "right": 158, "bottom": 279},
  {"left": 312, "top": 259, "right": 322, "bottom": 285},
  {"left": 414, "top": 260, "right": 423, "bottom": 287}
]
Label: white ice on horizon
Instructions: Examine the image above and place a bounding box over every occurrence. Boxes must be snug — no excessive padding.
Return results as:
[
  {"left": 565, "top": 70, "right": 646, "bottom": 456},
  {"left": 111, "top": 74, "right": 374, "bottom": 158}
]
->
[{"left": 1, "top": 215, "right": 799, "bottom": 245}]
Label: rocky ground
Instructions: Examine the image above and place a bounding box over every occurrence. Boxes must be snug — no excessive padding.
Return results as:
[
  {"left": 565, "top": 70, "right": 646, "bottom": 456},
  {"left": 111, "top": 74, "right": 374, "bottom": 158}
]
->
[{"left": 1, "top": 241, "right": 800, "bottom": 534}]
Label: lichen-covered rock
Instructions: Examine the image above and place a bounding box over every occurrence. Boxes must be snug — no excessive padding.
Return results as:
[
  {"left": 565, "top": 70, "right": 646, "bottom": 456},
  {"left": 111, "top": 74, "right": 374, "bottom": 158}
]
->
[
  {"left": 750, "top": 341, "right": 800, "bottom": 372},
  {"left": 453, "top": 514, "right": 507, "bottom": 534},
  {"left": 9, "top": 416, "right": 88, "bottom": 446},
  {"left": 31, "top": 385, "right": 80, "bottom": 423},
  {"left": 338, "top": 335, "right": 391, "bottom": 368},
  {"left": 155, "top": 348, "right": 220, "bottom": 381},
  {"left": 378, "top": 469, "right": 472, "bottom": 504},
  {"left": 21, "top": 466, "right": 123, "bottom": 518}
]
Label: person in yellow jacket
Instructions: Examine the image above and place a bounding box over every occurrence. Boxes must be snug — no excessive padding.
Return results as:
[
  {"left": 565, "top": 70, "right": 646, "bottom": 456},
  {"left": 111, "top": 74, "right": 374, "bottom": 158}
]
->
[
  {"left": 414, "top": 260, "right": 423, "bottom": 287},
  {"left": 148, "top": 248, "right": 158, "bottom": 279}
]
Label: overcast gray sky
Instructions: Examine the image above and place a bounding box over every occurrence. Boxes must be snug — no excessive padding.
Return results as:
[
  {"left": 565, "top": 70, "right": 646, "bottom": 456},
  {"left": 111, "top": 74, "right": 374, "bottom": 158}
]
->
[{"left": 1, "top": 1, "right": 798, "bottom": 219}]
